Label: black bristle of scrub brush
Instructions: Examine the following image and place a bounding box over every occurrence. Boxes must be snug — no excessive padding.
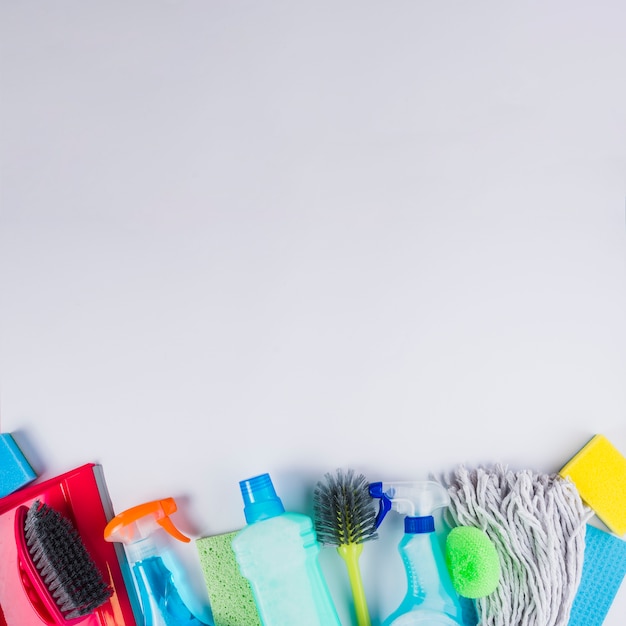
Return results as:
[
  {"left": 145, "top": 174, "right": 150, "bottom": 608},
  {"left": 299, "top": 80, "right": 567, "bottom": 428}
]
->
[
  {"left": 313, "top": 469, "right": 378, "bottom": 546},
  {"left": 24, "top": 500, "right": 113, "bottom": 619}
]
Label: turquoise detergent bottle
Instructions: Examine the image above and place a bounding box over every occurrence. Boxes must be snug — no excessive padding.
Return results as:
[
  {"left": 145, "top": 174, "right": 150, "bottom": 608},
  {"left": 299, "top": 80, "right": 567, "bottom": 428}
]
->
[
  {"left": 231, "top": 472, "right": 342, "bottom": 626},
  {"left": 369, "top": 481, "right": 464, "bottom": 626},
  {"left": 104, "top": 498, "right": 213, "bottom": 626}
]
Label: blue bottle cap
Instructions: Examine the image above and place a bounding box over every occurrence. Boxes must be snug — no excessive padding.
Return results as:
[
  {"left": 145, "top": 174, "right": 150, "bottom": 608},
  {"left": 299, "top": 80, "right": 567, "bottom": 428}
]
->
[
  {"left": 405, "top": 515, "right": 435, "bottom": 534},
  {"left": 240, "top": 473, "right": 285, "bottom": 524}
]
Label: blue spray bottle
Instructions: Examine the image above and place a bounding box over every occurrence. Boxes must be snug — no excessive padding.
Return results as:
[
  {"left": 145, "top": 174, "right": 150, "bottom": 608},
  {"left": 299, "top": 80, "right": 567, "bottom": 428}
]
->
[
  {"left": 231, "top": 472, "right": 342, "bottom": 626},
  {"left": 369, "top": 481, "right": 464, "bottom": 626},
  {"left": 104, "top": 497, "right": 213, "bottom": 626}
]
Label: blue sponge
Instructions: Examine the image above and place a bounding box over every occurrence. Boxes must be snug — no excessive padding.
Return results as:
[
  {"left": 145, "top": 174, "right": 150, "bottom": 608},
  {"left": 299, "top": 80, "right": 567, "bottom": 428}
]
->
[
  {"left": 568, "top": 524, "right": 626, "bottom": 626},
  {"left": 0, "top": 433, "right": 37, "bottom": 498}
]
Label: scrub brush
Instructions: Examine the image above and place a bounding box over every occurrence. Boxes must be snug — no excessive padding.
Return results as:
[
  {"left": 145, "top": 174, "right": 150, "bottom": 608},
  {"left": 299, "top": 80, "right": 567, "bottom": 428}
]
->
[
  {"left": 313, "top": 469, "right": 377, "bottom": 626},
  {"left": 19, "top": 499, "right": 113, "bottom": 620}
]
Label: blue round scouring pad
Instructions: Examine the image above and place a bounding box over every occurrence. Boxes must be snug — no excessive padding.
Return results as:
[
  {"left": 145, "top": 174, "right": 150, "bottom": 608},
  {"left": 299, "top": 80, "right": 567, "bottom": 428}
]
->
[{"left": 445, "top": 526, "right": 501, "bottom": 599}]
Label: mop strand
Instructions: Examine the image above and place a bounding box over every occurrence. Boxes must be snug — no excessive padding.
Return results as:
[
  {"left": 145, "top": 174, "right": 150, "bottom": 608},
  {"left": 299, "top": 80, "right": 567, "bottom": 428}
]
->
[{"left": 440, "top": 464, "right": 592, "bottom": 626}]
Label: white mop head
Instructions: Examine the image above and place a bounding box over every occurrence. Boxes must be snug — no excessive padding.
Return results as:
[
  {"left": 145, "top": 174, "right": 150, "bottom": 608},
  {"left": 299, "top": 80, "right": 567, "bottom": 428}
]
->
[{"left": 440, "top": 465, "right": 592, "bottom": 626}]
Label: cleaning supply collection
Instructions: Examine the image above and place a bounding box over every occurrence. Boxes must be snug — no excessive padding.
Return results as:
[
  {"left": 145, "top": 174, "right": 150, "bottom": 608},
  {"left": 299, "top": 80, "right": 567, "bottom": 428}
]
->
[{"left": 0, "top": 431, "right": 625, "bottom": 625}]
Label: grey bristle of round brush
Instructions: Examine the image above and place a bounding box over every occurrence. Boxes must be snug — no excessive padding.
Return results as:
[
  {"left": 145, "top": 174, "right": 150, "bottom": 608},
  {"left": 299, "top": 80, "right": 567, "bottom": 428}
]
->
[
  {"left": 313, "top": 468, "right": 377, "bottom": 547},
  {"left": 24, "top": 500, "right": 113, "bottom": 619}
]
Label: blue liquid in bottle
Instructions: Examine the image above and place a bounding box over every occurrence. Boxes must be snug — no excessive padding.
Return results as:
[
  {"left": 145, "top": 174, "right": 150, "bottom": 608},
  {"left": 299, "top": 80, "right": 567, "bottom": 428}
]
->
[
  {"left": 383, "top": 516, "right": 464, "bottom": 626},
  {"left": 133, "top": 556, "right": 208, "bottom": 626},
  {"left": 232, "top": 473, "right": 341, "bottom": 626}
]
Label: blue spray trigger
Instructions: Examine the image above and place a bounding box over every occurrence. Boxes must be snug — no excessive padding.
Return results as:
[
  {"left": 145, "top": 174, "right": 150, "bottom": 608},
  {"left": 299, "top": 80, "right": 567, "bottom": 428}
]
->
[{"left": 369, "top": 482, "right": 393, "bottom": 529}]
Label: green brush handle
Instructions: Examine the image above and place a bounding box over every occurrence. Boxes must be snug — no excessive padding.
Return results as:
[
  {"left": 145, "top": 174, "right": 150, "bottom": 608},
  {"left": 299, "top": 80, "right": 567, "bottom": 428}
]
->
[{"left": 337, "top": 543, "right": 371, "bottom": 626}]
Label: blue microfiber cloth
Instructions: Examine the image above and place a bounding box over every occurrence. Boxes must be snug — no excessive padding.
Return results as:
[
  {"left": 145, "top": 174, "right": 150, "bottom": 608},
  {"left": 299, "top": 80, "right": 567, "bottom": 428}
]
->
[
  {"left": 568, "top": 524, "right": 626, "bottom": 626},
  {"left": 0, "top": 433, "right": 37, "bottom": 497}
]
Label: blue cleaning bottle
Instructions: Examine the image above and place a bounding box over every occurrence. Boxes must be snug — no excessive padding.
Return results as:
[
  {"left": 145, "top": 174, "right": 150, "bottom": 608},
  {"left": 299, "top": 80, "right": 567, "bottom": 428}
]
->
[
  {"left": 369, "top": 481, "right": 465, "bottom": 626},
  {"left": 231, "top": 472, "right": 342, "bottom": 626},
  {"left": 104, "top": 498, "right": 213, "bottom": 626}
]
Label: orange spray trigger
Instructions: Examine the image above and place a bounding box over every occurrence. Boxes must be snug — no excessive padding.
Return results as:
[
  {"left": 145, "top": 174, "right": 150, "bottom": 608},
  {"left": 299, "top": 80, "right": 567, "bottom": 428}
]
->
[
  {"left": 158, "top": 513, "right": 190, "bottom": 543},
  {"left": 104, "top": 497, "right": 191, "bottom": 545}
]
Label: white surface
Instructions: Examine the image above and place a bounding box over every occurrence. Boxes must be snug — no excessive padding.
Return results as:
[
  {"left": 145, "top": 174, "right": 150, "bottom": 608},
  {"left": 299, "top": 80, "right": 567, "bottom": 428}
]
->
[{"left": 1, "top": 2, "right": 625, "bottom": 625}]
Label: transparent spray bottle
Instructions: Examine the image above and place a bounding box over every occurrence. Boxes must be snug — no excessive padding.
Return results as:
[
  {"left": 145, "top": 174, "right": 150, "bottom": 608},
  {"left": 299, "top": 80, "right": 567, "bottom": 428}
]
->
[
  {"left": 104, "top": 497, "right": 213, "bottom": 626},
  {"left": 369, "top": 481, "right": 464, "bottom": 626},
  {"left": 231, "top": 472, "right": 342, "bottom": 626}
]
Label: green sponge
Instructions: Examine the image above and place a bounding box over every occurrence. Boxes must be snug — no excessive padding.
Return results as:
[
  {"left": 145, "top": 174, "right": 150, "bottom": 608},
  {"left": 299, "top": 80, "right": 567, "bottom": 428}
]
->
[
  {"left": 445, "top": 526, "right": 501, "bottom": 599},
  {"left": 196, "top": 531, "right": 262, "bottom": 626}
]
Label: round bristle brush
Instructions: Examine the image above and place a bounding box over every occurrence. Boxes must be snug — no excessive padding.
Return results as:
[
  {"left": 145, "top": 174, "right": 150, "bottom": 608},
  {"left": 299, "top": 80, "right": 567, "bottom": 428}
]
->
[{"left": 313, "top": 469, "right": 377, "bottom": 626}]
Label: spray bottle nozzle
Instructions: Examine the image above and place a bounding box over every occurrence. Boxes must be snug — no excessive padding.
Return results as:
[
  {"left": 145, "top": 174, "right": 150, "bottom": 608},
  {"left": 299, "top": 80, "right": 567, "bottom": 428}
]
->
[
  {"left": 368, "top": 482, "right": 393, "bottom": 528},
  {"left": 368, "top": 481, "right": 451, "bottom": 531},
  {"left": 104, "top": 497, "right": 191, "bottom": 545}
]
